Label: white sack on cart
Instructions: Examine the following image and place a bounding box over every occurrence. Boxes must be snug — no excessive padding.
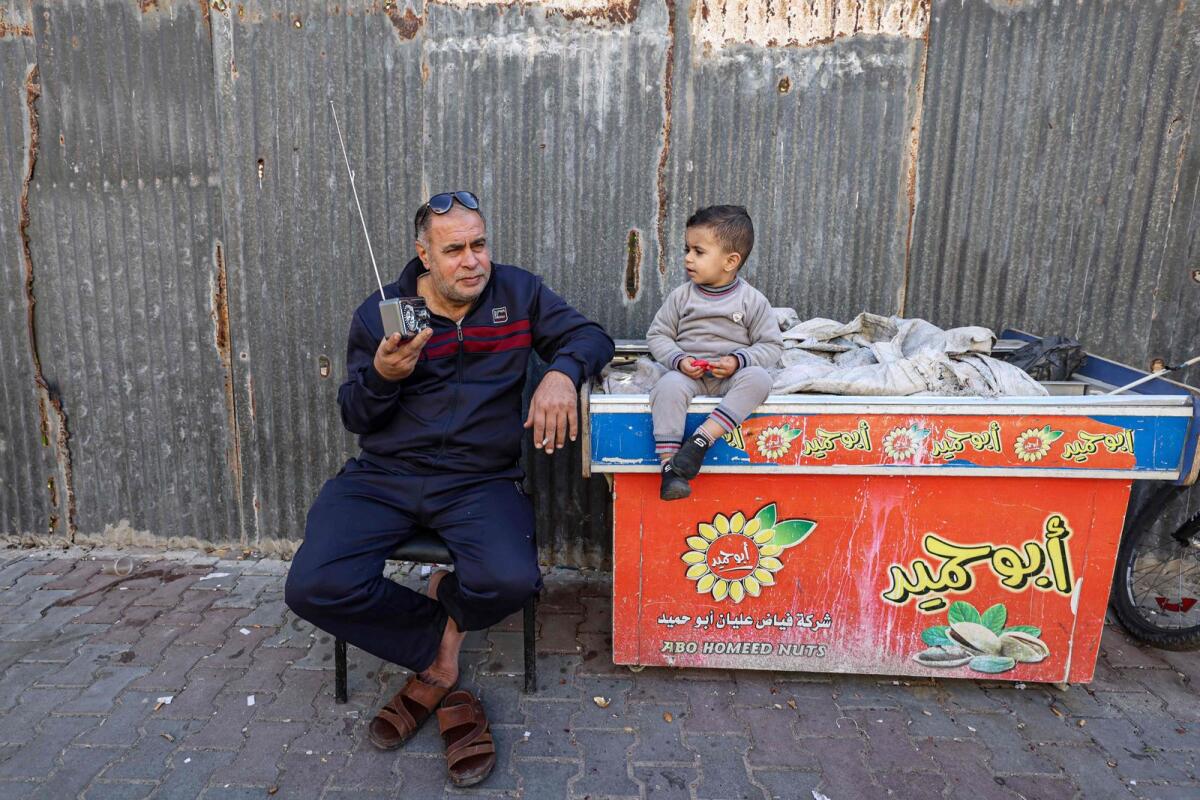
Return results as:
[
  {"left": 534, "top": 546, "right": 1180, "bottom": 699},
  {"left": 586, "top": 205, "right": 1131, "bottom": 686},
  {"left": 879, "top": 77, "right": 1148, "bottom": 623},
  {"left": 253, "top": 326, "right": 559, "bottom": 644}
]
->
[
  {"left": 600, "top": 312, "right": 1045, "bottom": 398},
  {"left": 772, "top": 312, "right": 1046, "bottom": 397},
  {"left": 601, "top": 357, "right": 668, "bottom": 394},
  {"left": 773, "top": 307, "right": 800, "bottom": 331}
]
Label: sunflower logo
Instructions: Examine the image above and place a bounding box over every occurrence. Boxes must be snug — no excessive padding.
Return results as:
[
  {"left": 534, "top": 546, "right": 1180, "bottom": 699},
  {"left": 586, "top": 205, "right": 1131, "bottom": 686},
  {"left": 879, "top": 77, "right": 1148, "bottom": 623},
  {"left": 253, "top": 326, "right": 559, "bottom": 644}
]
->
[
  {"left": 1014, "top": 425, "right": 1063, "bottom": 462},
  {"left": 681, "top": 504, "right": 817, "bottom": 603},
  {"left": 756, "top": 425, "right": 802, "bottom": 461},
  {"left": 882, "top": 425, "right": 930, "bottom": 461}
]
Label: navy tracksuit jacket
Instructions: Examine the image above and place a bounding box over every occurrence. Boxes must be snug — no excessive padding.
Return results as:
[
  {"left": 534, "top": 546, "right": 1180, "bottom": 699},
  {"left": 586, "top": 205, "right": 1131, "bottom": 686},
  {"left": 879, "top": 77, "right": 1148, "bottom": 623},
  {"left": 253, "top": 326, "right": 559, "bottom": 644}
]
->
[
  {"left": 285, "top": 257, "right": 614, "bottom": 672},
  {"left": 339, "top": 257, "right": 613, "bottom": 475}
]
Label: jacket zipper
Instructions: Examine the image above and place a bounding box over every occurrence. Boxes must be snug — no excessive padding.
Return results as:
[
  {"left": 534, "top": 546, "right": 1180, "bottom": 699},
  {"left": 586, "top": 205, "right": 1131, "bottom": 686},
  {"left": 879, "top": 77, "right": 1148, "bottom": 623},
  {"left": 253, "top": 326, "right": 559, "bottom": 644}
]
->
[
  {"left": 427, "top": 274, "right": 487, "bottom": 462},
  {"left": 434, "top": 320, "right": 465, "bottom": 460}
]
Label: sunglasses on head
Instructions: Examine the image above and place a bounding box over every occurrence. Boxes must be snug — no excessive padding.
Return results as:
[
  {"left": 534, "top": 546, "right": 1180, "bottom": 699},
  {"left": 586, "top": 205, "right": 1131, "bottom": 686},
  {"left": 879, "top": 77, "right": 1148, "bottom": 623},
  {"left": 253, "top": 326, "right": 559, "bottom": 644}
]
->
[{"left": 414, "top": 191, "right": 480, "bottom": 235}]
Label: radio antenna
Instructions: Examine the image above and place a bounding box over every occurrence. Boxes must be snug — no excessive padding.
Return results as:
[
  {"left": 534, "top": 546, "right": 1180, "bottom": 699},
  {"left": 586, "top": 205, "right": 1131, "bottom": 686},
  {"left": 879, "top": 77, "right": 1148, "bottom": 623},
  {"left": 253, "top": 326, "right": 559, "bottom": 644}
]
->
[{"left": 330, "top": 101, "right": 387, "bottom": 300}]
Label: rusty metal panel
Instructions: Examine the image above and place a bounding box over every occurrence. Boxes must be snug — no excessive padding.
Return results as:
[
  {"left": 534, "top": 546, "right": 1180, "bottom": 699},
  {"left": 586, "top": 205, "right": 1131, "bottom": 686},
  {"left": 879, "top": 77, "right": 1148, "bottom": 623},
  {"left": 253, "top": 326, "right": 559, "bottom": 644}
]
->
[
  {"left": 3, "top": 0, "right": 1196, "bottom": 569},
  {"left": 17, "top": 0, "right": 241, "bottom": 541},
  {"left": 208, "top": 1, "right": 431, "bottom": 548},
  {"left": 417, "top": 1, "right": 671, "bottom": 334},
  {"left": 416, "top": 2, "right": 669, "bottom": 567},
  {"left": 692, "top": 0, "right": 928, "bottom": 51},
  {"left": 412, "top": 0, "right": 924, "bottom": 565},
  {"left": 210, "top": 0, "right": 925, "bottom": 561},
  {"left": 207, "top": 1, "right": 669, "bottom": 563},
  {"left": 907, "top": 0, "right": 1200, "bottom": 370},
  {"left": 0, "top": 2, "right": 59, "bottom": 537},
  {"left": 668, "top": 31, "right": 927, "bottom": 322}
]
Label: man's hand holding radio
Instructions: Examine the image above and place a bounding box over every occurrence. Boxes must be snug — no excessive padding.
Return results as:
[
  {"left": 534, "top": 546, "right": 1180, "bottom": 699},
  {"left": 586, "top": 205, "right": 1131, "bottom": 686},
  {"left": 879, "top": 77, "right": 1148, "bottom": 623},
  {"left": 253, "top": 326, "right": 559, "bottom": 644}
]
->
[{"left": 373, "top": 328, "right": 433, "bottom": 382}]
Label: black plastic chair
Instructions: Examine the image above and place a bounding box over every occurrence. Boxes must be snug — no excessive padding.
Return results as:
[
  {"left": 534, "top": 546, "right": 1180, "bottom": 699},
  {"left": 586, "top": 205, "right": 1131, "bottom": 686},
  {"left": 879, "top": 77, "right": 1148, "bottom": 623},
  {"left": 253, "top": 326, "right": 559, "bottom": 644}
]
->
[{"left": 333, "top": 528, "right": 538, "bottom": 701}]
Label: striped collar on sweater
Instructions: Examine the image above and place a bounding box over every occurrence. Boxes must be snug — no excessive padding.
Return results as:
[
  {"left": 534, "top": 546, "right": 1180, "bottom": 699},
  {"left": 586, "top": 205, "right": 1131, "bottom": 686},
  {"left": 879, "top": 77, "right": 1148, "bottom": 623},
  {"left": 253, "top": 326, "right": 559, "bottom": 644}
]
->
[{"left": 695, "top": 277, "right": 742, "bottom": 297}]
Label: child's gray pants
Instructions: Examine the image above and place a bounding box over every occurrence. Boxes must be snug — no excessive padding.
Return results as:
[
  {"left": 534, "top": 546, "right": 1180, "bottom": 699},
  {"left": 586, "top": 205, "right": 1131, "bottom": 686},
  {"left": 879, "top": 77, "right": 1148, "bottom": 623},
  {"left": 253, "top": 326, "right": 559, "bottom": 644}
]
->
[{"left": 650, "top": 366, "right": 773, "bottom": 453}]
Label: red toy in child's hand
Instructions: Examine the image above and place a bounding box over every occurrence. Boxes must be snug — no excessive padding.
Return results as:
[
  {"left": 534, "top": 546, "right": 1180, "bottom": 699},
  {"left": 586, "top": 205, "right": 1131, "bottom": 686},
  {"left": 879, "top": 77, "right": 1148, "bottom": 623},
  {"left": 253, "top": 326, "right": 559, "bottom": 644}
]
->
[{"left": 690, "top": 359, "right": 713, "bottom": 372}]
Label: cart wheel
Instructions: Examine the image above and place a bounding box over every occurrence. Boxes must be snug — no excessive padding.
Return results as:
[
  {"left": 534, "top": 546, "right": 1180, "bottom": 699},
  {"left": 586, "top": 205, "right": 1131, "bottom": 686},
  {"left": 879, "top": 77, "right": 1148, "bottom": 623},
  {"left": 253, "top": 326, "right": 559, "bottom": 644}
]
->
[
  {"left": 627, "top": 665, "right": 645, "bottom": 673},
  {"left": 1111, "top": 484, "right": 1200, "bottom": 651}
]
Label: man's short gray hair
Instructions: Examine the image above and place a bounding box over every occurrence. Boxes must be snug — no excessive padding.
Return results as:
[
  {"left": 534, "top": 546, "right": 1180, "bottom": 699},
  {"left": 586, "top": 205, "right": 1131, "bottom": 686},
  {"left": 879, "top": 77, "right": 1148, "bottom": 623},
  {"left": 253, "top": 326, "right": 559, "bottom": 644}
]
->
[{"left": 414, "top": 201, "right": 486, "bottom": 243}]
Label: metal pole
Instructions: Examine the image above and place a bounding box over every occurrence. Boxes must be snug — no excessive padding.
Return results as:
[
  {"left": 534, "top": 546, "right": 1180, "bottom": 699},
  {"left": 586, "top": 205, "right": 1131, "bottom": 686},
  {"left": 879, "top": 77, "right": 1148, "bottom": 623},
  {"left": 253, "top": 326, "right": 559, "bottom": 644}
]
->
[{"left": 1105, "top": 354, "right": 1200, "bottom": 395}]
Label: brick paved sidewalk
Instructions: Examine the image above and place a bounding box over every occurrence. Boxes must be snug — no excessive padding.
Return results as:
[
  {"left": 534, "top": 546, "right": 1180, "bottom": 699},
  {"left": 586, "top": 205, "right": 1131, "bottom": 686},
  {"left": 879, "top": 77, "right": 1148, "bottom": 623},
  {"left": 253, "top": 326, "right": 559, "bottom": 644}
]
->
[{"left": 0, "top": 547, "right": 1196, "bottom": 799}]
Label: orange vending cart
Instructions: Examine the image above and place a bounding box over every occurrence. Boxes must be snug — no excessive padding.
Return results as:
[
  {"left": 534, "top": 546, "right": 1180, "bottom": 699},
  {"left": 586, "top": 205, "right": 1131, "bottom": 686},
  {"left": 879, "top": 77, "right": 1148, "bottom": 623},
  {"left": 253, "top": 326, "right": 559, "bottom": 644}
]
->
[{"left": 584, "top": 350, "right": 1197, "bottom": 684}]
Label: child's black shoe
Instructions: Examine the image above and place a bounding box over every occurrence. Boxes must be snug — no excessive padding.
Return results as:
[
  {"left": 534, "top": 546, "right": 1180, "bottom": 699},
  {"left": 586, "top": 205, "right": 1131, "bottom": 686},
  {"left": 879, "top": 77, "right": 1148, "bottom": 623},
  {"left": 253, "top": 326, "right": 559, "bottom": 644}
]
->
[
  {"left": 670, "top": 431, "right": 713, "bottom": 480},
  {"left": 660, "top": 461, "right": 691, "bottom": 501}
]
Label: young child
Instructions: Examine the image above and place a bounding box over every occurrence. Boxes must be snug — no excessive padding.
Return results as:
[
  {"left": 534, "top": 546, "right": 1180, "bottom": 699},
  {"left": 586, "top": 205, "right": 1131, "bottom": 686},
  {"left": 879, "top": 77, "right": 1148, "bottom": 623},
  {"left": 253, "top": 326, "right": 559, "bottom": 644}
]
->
[{"left": 647, "top": 205, "right": 783, "bottom": 501}]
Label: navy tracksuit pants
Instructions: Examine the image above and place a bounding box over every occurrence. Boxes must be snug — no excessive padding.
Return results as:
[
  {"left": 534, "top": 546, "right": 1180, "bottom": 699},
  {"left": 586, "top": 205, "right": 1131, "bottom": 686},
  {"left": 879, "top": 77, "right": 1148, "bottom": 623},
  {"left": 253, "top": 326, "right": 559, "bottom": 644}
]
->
[{"left": 284, "top": 457, "right": 542, "bottom": 673}]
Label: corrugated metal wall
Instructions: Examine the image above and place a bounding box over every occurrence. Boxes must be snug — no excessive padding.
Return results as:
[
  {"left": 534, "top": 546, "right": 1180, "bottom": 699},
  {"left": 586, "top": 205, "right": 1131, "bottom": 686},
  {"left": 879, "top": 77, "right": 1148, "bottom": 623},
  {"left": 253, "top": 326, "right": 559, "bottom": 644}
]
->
[
  {"left": 16, "top": 0, "right": 242, "bottom": 545},
  {"left": 907, "top": 0, "right": 1200, "bottom": 364},
  {"left": 0, "top": 1, "right": 55, "bottom": 538},
  {"left": 1, "top": 0, "right": 1197, "bottom": 567}
]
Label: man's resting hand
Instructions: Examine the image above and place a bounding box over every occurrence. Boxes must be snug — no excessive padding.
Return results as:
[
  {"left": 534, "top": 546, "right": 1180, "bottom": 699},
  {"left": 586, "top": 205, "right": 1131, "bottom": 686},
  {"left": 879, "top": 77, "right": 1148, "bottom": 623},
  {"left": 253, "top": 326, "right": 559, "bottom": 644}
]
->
[
  {"left": 373, "top": 328, "right": 433, "bottom": 382},
  {"left": 524, "top": 370, "right": 577, "bottom": 455}
]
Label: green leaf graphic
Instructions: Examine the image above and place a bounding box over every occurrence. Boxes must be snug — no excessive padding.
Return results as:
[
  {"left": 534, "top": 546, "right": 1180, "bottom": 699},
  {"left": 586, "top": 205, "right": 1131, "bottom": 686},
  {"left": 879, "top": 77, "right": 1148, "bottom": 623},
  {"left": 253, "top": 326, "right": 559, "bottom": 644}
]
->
[
  {"left": 1003, "top": 625, "right": 1042, "bottom": 637},
  {"left": 980, "top": 604, "right": 1008, "bottom": 634},
  {"left": 769, "top": 519, "right": 817, "bottom": 549},
  {"left": 947, "top": 601, "right": 980, "bottom": 625},
  {"left": 785, "top": 426, "right": 803, "bottom": 441},
  {"left": 754, "top": 503, "right": 777, "bottom": 531},
  {"left": 922, "top": 626, "right": 952, "bottom": 647},
  {"left": 1043, "top": 425, "right": 1064, "bottom": 442}
]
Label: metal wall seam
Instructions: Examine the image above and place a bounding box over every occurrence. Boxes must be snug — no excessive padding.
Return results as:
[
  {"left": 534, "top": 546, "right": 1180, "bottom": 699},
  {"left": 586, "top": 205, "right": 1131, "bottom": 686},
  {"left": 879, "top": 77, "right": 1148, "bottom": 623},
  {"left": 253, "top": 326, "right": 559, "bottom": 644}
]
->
[{"left": 0, "top": 2, "right": 58, "bottom": 538}]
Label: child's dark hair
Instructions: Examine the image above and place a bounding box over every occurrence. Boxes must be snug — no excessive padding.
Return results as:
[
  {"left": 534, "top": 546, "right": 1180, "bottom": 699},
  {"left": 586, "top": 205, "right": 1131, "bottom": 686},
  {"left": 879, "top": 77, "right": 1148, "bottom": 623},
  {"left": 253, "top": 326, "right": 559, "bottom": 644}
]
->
[{"left": 686, "top": 205, "right": 754, "bottom": 268}]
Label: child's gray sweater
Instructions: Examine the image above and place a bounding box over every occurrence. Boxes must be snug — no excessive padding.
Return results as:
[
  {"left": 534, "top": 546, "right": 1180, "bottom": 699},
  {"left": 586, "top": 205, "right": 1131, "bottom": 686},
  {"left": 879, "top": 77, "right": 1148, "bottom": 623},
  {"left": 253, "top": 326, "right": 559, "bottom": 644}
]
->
[{"left": 646, "top": 278, "right": 783, "bottom": 371}]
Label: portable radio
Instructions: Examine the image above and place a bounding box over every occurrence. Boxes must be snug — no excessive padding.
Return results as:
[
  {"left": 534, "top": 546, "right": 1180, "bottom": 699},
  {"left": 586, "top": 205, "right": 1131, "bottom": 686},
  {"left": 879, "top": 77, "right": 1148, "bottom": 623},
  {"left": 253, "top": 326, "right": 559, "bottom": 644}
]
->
[{"left": 380, "top": 296, "right": 430, "bottom": 340}]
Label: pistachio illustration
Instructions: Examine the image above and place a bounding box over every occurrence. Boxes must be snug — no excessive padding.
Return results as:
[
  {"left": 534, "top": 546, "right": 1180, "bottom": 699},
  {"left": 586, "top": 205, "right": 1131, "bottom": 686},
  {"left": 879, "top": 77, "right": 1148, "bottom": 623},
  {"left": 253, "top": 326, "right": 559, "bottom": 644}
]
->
[
  {"left": 998, "top": 631, "right": 1049, "bottom": 663},
  {"left": 967, "top": 655, "right": 1016, "bottom": 673},
  {"left": 947, "top": 621, "right": 1003, "bottom": 655},
  {"left": 912, "top": 645, "right": 973, "bottom": 668},
  {"left": 916, "top": 602, "right": 1050, "bottom": 676}
]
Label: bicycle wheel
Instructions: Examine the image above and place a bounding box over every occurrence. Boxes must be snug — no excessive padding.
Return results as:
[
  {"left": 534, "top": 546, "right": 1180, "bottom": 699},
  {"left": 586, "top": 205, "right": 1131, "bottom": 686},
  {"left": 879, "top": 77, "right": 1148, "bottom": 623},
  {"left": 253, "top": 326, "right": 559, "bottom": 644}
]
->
[{"left": 1111, "top": 484, "right": 1200, "bottom": 650}]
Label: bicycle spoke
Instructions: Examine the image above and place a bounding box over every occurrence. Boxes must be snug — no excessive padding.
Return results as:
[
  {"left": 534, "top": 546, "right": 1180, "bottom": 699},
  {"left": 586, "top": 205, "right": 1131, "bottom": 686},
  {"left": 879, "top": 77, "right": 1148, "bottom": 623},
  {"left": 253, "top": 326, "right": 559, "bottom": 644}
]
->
[
  {"left": 1116, "top": 483, "right": 1200, "bottom": 639},
  {"left": 1132, "top": 551, "right": 1177, "bottom": 604},
  {"left": 1130, "top": 543, "right": 1200, "bottom": 629}
]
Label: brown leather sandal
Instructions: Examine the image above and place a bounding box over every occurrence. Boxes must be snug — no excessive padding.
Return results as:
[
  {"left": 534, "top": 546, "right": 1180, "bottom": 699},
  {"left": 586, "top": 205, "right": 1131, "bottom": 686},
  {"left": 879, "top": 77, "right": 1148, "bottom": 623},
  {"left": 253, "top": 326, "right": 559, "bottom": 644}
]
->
[
  {"left": 437, "top": 690, "right": 497, "bottom": 787},
  {"left": 368, "top": 674, "right": 452, "bottom": 750}
]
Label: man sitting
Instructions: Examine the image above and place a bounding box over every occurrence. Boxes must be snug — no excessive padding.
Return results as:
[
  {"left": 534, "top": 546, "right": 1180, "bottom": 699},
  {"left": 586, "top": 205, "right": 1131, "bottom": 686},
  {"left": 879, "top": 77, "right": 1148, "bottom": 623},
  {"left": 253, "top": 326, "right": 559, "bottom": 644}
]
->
[{"left": 285, "top": 191, "right": 613, "bottom": 786}]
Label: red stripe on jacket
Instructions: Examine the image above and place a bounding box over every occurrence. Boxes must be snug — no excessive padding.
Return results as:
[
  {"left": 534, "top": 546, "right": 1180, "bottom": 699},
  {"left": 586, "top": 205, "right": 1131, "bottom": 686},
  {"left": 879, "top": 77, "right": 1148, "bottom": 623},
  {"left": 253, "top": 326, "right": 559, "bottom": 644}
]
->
[
  {"left": 461, "top": 319, "right": 530, "bottom": 340},
  {"left": 426, "top": 330, "right": 458, "bottom": 347},
  {"left": 424, "top": 318, "right": 529, "bottom": 350},
  {"left": 422, "top": 326, "right": 533, "bottom": 360},
  {"left": 463, "top": 333, "right": 532, "bottom": 354},
  {"left": 423, "top": 341, "right": 459, "bottom": 360}
]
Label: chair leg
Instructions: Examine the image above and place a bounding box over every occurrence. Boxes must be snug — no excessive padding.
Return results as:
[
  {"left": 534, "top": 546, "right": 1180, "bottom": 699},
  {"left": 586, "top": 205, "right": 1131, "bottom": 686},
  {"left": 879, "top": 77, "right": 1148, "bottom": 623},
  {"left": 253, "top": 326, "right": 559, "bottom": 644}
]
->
[
  {"left": 335, "top": 638, "right": 348, "bottom": 704},
  {"left": 523, "top": 594, "right": 538, "bottom": 694}
]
